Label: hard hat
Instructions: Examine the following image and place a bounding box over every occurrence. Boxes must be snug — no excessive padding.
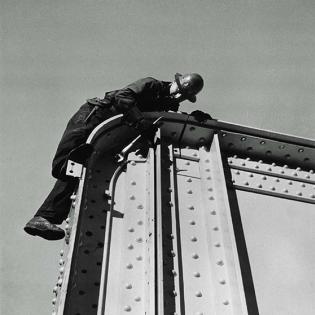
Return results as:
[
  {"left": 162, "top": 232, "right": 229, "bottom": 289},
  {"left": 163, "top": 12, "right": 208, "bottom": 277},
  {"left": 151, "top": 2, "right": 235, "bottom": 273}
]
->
[{"left": 174, "top": 73, "right": 204, "bottom": 103}]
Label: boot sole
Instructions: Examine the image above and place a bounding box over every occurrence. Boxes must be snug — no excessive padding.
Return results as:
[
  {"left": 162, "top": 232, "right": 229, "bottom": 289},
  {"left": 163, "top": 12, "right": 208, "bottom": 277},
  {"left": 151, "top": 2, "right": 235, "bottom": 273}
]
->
[{"left": 24, "top": 226, "right": 65, "bottom": 241}]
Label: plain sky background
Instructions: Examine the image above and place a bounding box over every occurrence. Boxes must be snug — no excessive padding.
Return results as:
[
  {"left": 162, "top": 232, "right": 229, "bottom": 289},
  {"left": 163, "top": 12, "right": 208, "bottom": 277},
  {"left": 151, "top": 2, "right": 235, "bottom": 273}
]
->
[{"left": 1, "top": 0, "right": 315, "bottom": 314}]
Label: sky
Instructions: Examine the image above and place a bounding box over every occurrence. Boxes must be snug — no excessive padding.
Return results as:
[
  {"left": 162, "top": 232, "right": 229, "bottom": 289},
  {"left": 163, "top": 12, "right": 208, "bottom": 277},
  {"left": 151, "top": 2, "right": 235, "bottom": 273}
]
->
[{"left": 1, "top": 0, "right": 315, "bottom": 314}]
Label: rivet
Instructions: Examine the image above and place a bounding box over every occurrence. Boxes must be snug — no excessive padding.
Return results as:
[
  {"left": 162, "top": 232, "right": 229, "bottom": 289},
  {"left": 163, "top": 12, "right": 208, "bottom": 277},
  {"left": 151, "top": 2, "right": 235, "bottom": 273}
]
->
[
  {"left": 192, "top": 253, "right": 199, "bottom": 259},
  {"left": 219, "top": 279, "right": 226, "bottom": 285},
  {"left": 235, "top": 171, "right": 240, "bottom": 175},
  {"left": 205, "top": 159, "right": 210, "bottom": 163},
  {"left": 206, "top": 168, "right": 211, "bottom": 172},
  {"left": 191, "top": 236, "right": 198, "bottom": 242},
  {"left": 258, "top": 160, "right": 263, "bottom": 163},
  {"left": 246, "top": 157, "right": 251, "bottom": 161},
  {"left": 241, "top": 137, "right": 246, "bottom": 141},
  {"left": 195, "top": 291, "right": 202, "bottom": 297},
  {"left": 172, "top": 270, "right": 177, "bottom": 276},
  {"left": 216, "top": 260, "right": 224, "bottom": 266},
  {"left": 280, "top": 170, "right": 285, "bottom": 174},
  {"left": 306, "top": 175, "right": 311, "bottom": 179},
  {"left": 172, "top": 290, "right": 177, "bottom": 297},
  {"left": 59, "top": 259, "right": 64, "bottom": 266},
  {"left": 241, "top": 162, "right": 246, "bottom": 166},
  {"left": 186, "top": 161, "right": 190, "bottom": 166},
  {"left": 296, "top": 167, "right": 301, "bottom": 171},
  {"left": 255, "top": 165, "right": 259, "bottom": 169},
  {"left": 209, "top": 196, "right": 215, "bottom": 200},
  {"left": 128, "top": 227, "right": 134, "bottom": 232},
  {"left": 137, "top": 204, "right": 143, "bottom": 209},
  {"left": 270, "top": 187, "right": 276, "bottom": 191},
  {"left": 283, "top": 165, "right": 288, "bottom": 168},
  {"left": 190, "top": 220, "right": 196, "bottom": 225},
  {"left": 288, "top": 181, "right": 293, "bottom": 185},
  {"left": 52, "top": 298, "right": 57, "bottom": 305},
  {"left": 275, "top": 178, "right": 280, "bottom": 182},
  {"left": 193, "top": 152, "right": 198, "bottom": 157},
  {"left": 233, "top": 155, "right": 238, "bottom": 159},
  {"left": 59, "top": 267, "right": 64, "bottom": 274},
  {"left": 131, "top": 181, "right": 136, "bottom": 185},
  {"left": 126, "top": 263, "right": 133, "bottom": 269},
  {"left": 223, "top": 300, "right": 229, "bottom": 305},
  {"left": 244, "top": 181, "right": 249, "bottom": 186},
  {"left": 279, "top": 145, "right": 286, "bottom": 149},
  {"left": 60, "top": 250, "right": 64, "bottom": 256},
  {"left": 260, "top": 140, "right": 266, "bottom": 145},
  {"left": 188, "top": 205, "right": 195, "bottom": 210},
  {"left": 169, "top": 201, "right": 173, "bottom": 207},
  {"left": 137, "top": 220, "right": 143, "bottom": 225},
  {"left": 208, "top": 187, "right": 213, "bottom": 191},
  {"left": 57, "top": 278, "right": 63, "bottom": 286},
  {"left": 125, "top": 283, "right": 132, "bottom": 289},
  {"left": 296, "top": 192, "right": 302, "bottom": 196},
  {"left": 222, "top": 133, "right": 227, "bottom": 137},
  {"left": 65, "top": 224, "right": 70, "bottom": 231},
  {"left": 301, "top": 183, "right": 306, "bottom": 187},
  {"left": 267, "top": 167, "right": 272, "bottom": 171},
  {"left": 131, "top": 161, "right": 136, "bottom": 166},
  {"left": 65, "top": 218, "right": 70, "bottom": 224},
  {"left": 187, "top": 178, "right": 192, "bottom": 182},
  {"left": 310, "top": 170, "right": 314, "bottom": 174},
  {"left": 214, "top": 243, "right": 221, "bottom": 247},
  {"left": 136, "top": 237, "right": 143, "bottom": 243},
  {"left": 187, "top": 190, "right": 193, "bottom": 194},
  {"left": 124, "top": 305, "right": 132, "bottom": 312},
  {"left": 127, "top": 244, "right": 134, "bottom": 250},
  {"left": 129, "top": 195, "right": 135, "bottom": 200},
  {"left": 262, "top": 176, "right": 267, "bottom": 180},
  {"left": 310, "top": 194, "right": 315, "bottom": 198},
  {"left": 298, "top": 148, "right": 304, "bottom": 153},
  {"left": 283, "top": 189, "right": 288, "bottom": 193},
  {"left": 70, "top": 194, "right": 76, "bottom": 200},
  {"left": 170, "top": 250, "right": 176, "bottom": 257},
  {"left": 249, "top": 173, "right": 254, "bottom": 177},
  {"left": 194, "top": 272, "right": 201, "bottom": 277},
  {"left": 228, "top": 160, "right": 233, "bottom": 164},
  {"left": 271, "top": 162, "right": 276, "bottom": 166},
  {"left": 134, "top": 296, "right": 141, "bottom": 302},
  {"left": 136, "top": 256, "right": 143, "bottom": 261},
  {"left": 53, "top": 286, "right": 58, "bottom": 294},
  {"left": 257, "top": 184, "right": 262, "bottom": 188},
  {"left": 170, "top": 234, "right": 175, "bottom": 239},
  {"left": 210, "top": 210, "right": 216, "bottom": 215},
  {"left": 213, "top": 226, "right": 219, "bottom": 231},
  {"left": 292, "top": 172, "right": 298, "bottom": 176},
  {"left": 207, "top": 176, "right": 211, "bottom": 180}
]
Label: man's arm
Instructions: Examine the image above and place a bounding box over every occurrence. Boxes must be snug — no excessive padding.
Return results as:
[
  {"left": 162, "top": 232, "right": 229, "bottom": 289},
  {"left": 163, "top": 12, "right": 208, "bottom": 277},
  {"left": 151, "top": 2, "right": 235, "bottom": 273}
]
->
[{"left": 114, "top": 77, "right": 161, "bottom": 128}]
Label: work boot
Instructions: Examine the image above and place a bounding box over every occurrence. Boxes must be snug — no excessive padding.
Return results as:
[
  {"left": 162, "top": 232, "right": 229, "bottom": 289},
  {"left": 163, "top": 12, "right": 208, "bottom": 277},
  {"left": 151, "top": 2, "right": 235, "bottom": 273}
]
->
[{"left": 24, "top": 216, "right": 65, "bottom": 241}]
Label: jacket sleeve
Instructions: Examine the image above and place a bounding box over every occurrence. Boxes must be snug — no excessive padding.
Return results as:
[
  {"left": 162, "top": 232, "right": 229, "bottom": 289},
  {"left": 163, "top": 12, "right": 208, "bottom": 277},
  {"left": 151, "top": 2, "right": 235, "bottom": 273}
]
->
[{"left": 113, "top": 77, "right": 160, "bottom": 125}]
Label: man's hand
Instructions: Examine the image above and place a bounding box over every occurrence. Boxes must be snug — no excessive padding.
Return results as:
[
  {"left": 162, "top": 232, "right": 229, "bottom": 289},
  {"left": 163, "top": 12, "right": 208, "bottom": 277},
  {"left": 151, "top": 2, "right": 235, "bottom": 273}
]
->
[
  {"left": 136, "top": 119, "right": 158, "bottom": 146},
  {"left": 190, "top": 110, "right": 212, "bottom": 123}
]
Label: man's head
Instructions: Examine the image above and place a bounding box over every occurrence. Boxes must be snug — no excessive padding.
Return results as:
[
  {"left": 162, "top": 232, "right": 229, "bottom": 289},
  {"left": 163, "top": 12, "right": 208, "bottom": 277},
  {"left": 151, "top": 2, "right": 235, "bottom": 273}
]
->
[{"left": 169, "top": 73, "right": 204, "bottom": 103}]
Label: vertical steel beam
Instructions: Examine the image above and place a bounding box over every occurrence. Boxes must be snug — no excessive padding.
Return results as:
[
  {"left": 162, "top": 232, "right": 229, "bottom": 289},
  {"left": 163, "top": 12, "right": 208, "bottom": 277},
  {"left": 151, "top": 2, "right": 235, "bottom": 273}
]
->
[
  {"left": 199, "top": 134, "right": 248, "bottom": 315},
  {"left": 154, "top": 129, "right": 165, "bottom": 315}
]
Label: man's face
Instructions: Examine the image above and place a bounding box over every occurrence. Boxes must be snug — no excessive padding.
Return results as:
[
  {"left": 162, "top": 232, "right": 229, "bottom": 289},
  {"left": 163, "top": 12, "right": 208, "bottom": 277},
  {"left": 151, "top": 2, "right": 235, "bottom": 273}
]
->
[{"left": 169, "top": 80, "right": 186, "bottom": 103}]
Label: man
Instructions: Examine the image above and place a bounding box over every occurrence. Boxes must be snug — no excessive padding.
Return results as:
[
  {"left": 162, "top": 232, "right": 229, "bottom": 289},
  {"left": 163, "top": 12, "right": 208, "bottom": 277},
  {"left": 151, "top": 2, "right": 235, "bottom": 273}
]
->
[{"left": 24, "top": 73, "right": 211, "bottom": 240}]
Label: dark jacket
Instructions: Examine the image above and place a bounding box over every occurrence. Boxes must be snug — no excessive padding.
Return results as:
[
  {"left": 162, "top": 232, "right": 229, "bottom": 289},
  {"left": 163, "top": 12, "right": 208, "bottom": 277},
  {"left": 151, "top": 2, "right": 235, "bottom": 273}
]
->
[{"left": 95, "top": 77, "right": 180, "bottom": 113}]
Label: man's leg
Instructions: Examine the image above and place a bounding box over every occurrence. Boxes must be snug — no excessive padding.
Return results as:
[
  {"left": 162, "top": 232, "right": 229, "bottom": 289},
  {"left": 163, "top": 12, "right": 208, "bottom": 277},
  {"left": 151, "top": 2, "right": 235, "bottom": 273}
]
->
[
  {"left": 35, "top": 179, "right": 77, "bottom": 224},
  {"left": 24, "top": 179, "right": 78, "bottom": 240}
]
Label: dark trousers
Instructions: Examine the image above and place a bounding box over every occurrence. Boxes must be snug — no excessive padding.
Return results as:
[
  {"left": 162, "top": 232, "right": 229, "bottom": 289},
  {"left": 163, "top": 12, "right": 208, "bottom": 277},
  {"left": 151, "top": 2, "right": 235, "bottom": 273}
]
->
[{"left": 35, "top": 102, "right": 115, "bottom": 223}]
